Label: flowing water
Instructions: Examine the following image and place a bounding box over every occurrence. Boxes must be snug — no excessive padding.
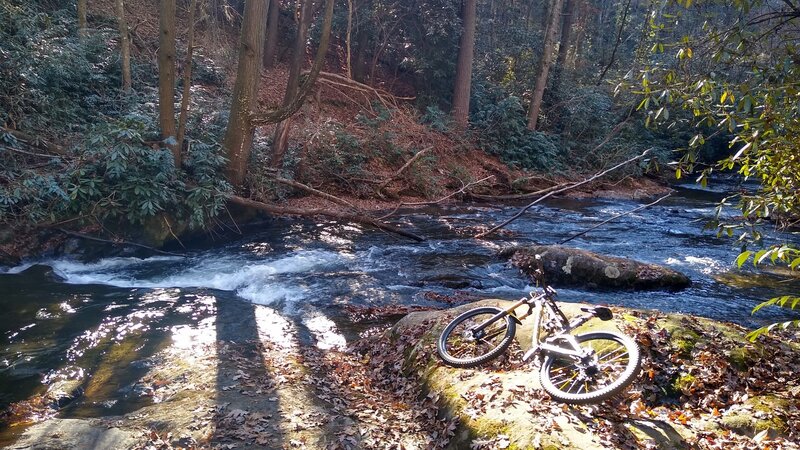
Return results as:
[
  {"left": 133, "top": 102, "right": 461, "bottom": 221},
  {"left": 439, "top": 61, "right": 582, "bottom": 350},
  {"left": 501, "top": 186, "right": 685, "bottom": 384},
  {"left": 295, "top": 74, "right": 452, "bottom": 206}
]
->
[{"left": 1, "top": 181, "right": 799, "bottom": 423}]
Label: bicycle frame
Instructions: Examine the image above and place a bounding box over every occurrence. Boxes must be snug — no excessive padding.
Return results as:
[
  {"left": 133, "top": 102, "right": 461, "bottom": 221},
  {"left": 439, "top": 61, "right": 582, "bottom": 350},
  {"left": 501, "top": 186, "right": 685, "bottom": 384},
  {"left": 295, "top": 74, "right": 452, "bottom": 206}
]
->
[{"left": 469, "top": 288, "right": 605, "bottom": 364}]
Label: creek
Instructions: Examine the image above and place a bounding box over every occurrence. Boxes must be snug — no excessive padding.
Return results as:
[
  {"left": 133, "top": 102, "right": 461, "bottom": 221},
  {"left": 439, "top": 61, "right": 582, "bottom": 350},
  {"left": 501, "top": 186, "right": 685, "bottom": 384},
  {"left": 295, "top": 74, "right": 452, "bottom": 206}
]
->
[{"left": 1, "top": 180, "right": 798, "bottom": 425}]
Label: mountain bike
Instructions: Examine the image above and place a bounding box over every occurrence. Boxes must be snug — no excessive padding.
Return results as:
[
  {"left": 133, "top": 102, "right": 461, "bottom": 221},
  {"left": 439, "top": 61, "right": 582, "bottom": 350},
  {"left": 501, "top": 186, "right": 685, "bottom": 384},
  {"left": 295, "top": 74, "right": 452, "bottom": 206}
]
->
[{"left": 436, "top": 257, "right": 641, "bottom": 404}]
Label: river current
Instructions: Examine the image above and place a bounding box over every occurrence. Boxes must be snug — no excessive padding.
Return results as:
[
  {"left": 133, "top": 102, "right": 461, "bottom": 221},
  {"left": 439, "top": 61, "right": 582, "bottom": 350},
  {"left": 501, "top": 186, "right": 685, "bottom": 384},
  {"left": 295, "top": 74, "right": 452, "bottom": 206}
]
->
[{"left": 1, "top": 181, "right": 798, "bottom": 417}]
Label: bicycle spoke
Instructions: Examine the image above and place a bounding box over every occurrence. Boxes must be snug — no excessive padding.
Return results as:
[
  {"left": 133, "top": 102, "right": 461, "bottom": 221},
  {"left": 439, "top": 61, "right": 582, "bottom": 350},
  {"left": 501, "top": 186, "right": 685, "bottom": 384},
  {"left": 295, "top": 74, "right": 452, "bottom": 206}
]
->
[{"left": 566, "top": 376, "right": 583, "bottom": 393}]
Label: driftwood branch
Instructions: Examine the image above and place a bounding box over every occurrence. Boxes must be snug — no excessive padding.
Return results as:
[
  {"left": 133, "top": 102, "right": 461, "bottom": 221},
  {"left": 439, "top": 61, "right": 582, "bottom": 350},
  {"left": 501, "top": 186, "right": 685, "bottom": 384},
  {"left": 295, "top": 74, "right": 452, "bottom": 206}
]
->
[
  {"left": 268, "top": 174, "right": 360, "bottom": 211},
  {"left": 474, "top": 148, "right": 652, "bottom": 239},
  {"left": 379, "top": 175, "right": 494, "bottom": 220},
  {"left": 228, "top": 195, "right": 424, "bottom": 241},
  {"left": 470, "top": 181, "right": 576, "bottom": 201},
  {"left": 57, "top": 228, "right": 186, "bottom": 257},
  {"left": 378, "top": 146, "right": 432, "bottom": 191},
  {"left": 558, "top": 192, "right": 672, "bottom": 245}
]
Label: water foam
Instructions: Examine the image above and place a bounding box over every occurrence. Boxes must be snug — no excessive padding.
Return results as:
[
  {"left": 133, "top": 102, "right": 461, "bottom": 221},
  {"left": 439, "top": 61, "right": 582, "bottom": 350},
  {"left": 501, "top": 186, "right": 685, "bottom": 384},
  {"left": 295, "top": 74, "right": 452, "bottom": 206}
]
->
[{"left": 14, "top": 250, "right": 345, "bottom": 305}]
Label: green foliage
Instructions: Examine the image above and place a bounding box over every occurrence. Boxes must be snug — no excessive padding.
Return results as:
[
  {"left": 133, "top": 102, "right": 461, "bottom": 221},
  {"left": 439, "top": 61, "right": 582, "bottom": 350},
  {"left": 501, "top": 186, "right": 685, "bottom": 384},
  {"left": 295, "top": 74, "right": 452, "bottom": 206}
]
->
[
  {"left": 734, "top": 245, "right": 800, "bottom": 341},
  {"left": 419, "top": 105, "right": 451, "bottom": 132},
  {"left": 471, "top": 84, "right": 562, "bottom": 170},
  {"left": 0, "top": 2, "right": 123, "bottom": 130},
  {"left": 619, "top": 0, "right": 800, "bottom": 341},
  {"left": 1, "top": 116, "right": 230, "bottom": 230}
]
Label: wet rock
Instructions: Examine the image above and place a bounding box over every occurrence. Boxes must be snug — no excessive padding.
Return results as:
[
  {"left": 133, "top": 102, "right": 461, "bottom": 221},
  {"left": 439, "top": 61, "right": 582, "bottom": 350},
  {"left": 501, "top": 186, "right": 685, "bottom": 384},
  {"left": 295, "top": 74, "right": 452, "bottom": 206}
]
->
[
  {"left": 502, "top": 245, "right": 691, "bottom": 290},
  {"left": 17, "top": 264, "right": 65, "bottom": 283},
  {"left": 43, "top": 379, "right": 84, "bottom": 409},
  {"left": 6, "top": 418, "right": 142, "bottom": 450},
  {"left": 419, "top": 273, "right": 481, "bottom": 289}
]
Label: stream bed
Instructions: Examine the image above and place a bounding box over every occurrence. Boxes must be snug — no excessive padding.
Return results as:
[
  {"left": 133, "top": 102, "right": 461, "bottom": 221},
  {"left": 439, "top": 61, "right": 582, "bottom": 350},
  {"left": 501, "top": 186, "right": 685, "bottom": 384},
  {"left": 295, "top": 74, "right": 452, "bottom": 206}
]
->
[{"left": 1, "top": 182, "right": 799, "bottom": 425}]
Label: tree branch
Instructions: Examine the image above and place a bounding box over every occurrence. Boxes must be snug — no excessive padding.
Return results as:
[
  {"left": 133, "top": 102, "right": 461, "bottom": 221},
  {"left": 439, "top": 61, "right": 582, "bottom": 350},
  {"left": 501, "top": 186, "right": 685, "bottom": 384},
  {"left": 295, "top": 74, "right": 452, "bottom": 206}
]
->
[
  {"left": 378, "top": 175, "right": 494, "bottom": 220},
  {"left": 558, "top": 193, "right": 671, "bottom": 245},
  {"left": 1, "top": 127, "right": 66, "bottom": 155},
  {"left": 378, "top": 146, "right": 432, "bottom": 191},
  {"left": 267, "top": 173, "right": 360, "bottom": 211},
  {"left": 474, "top": 148, "right": 652, "bottom": 239}
]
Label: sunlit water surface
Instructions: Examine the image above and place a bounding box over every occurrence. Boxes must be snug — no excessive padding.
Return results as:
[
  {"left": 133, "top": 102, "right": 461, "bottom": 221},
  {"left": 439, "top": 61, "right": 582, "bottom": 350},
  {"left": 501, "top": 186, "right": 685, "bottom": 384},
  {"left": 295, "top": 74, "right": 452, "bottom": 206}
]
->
[{"left": 1, "top": 181, "right": 798, "bottom": 420}]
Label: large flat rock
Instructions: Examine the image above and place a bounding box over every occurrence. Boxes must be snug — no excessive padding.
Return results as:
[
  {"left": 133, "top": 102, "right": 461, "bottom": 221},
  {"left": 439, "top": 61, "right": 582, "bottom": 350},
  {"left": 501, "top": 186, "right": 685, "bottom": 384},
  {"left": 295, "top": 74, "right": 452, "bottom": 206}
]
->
[{"left": 7, "top": 418, "right": 142, "bottom": 450}]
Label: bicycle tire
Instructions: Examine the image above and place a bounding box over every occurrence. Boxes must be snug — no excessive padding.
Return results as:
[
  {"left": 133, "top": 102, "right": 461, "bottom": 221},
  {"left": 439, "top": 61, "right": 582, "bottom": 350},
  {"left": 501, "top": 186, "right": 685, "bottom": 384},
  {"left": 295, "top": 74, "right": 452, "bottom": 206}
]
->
[
  {"left": 437, "top": 306, "right": 516, "bottom": 368},
  {"left": 539, "top": 331, "right": 641, "bottom": 404}
]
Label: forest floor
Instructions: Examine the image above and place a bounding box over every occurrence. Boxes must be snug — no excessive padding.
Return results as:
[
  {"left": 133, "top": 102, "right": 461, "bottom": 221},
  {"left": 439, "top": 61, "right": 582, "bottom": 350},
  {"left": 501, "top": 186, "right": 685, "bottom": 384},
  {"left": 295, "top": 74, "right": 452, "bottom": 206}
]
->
[{"left": 4, "top": 299, "right": 799, "bottom": 450}]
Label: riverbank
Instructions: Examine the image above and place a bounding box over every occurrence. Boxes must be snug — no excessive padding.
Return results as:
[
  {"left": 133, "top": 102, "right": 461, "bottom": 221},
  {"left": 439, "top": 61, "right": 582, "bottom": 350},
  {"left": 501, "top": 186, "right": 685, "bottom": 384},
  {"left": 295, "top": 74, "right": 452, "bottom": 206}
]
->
[
  {"left": 0, "top": 176, "right": 672, "bottom": 268},
  {"left": 4, "top": 299, "right": 798, "bottom": 449}
]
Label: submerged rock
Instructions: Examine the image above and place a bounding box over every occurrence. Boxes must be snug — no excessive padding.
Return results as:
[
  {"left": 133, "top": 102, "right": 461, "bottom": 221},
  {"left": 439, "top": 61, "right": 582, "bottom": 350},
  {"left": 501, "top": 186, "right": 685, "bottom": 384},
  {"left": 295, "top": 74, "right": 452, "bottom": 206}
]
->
[
  {"left": 16, "top": 264, "right": 66, "bottom": 283},
  {"left": 502, "top": 245, "right": 691, "bottom": 290}
]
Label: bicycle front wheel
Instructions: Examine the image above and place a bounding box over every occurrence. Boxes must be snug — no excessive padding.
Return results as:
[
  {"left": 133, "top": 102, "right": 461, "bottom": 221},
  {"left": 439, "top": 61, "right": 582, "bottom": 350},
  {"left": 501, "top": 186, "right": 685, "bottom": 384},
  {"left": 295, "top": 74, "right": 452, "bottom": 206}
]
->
[
  {"left": 539, "top": 331, "right": 641, "bottom": 404},
  {"left": 437, "top": 307, "right": 516, "bottom": 368}
]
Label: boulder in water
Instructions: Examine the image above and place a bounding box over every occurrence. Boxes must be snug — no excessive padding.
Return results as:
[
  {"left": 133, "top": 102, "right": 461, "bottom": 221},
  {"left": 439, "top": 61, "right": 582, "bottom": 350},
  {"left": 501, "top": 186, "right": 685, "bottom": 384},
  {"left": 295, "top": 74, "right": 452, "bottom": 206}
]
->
[{"left": 502, "top": 245, "right": 691, "bottom": 291}]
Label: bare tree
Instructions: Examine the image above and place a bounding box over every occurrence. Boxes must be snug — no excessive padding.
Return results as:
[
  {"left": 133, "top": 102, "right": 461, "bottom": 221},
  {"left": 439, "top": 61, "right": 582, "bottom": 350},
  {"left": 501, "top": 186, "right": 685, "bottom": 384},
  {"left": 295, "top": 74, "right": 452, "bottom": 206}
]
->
[
  {"left": 553, "top": 0, "right": 575, "bottom": 89},
  {"left": 527, "top": 0, "right": 565, "bottom": 130},
  {"left": 222, "top": 0, "right": 269, "bottom": 187},
  {"left": 159, "top": 0, "right": 179, "bottom": 165},
  {"left": 451, "top": 0, "right": 477, "bottom": 128},
  {"left": 270, "top": 0, "right": 313, "bottom": 169},
  {"left": 115, "top": 0, "right": 132, "bottom": 92}
]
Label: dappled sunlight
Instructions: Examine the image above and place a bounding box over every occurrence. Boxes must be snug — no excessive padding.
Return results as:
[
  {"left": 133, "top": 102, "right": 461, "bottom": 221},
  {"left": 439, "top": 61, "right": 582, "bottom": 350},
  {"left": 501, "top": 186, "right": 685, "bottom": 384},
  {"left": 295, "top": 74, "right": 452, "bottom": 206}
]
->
[
  {"left": 252, "top": 305, "right": 298, "bottom": 350},
  {"left": 302, "top": 311, "right": 347, "bottom": 351}
]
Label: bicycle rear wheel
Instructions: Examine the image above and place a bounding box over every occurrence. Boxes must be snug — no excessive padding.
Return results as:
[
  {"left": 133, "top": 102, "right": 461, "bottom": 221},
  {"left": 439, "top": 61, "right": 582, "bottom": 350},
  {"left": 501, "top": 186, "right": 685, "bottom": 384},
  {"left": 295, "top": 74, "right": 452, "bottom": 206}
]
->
[
  {"left": 437, "top": 307, "right": 516, "bottom": 368},
  {"left": 539, "top": 331, "right": 640, "bottom": 404}
]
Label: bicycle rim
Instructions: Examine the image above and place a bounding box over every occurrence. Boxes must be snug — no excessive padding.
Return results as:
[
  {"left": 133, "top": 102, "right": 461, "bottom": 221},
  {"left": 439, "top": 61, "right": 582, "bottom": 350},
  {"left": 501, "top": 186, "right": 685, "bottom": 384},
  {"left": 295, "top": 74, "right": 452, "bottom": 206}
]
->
[
  {"left": 437, "top": 307, "right": 516, "bottom": 368},
  {"left": 539, "top": 331, "right": 640, "bottom": 404}
]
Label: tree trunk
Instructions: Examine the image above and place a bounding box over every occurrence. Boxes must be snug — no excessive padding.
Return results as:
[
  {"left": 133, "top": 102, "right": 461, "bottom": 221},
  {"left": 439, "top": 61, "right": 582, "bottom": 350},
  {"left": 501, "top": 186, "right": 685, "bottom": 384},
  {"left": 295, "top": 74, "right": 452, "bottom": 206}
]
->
[
  {"left": 597, "top": 0, "right": 632, "bottom": 85},
  {"left": 222, "top": 0, "right": 269, "bottom": 187},
  {"left": 527, "top": 0, "right": 564, "bottom": 130},
  {"left": 570, "top": 0, "right": 588, "bottom": 70},
  {"left": 77, "top": 0, "right": 88, "bottom": 37},
  {"left": 352, "top": 29, "right": 368, "bottom": 83},
  {"left": 345, "top": 0, "right": 353, "bottom": 78},
  {"left": 159, "top": 0, "right": 179, "bottom": 166},
  {"left": 115, "top": 0, "right": 132, "bottom": 92},
  {"left": 270, "top": 0, "right": 312, "bottom": 169},
  {"left": 263, "top": 0, "right": 280, "bottom": 69},
  {"left": 451, "top": 0, "right": 477, "bottom": 129},
  {"left": 552, "top": 0, "right": 574, "bottom": 90},
  {"left": 177, "top": 0, "right": 200, "bottom": 152}
]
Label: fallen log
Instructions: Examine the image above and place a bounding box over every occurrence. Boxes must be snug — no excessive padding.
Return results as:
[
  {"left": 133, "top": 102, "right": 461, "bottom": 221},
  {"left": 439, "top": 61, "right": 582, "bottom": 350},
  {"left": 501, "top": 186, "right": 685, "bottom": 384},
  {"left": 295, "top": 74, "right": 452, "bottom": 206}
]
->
[
  {"left": 502, "top": 244, "right": 691, "bottom": 291},
  {"left": 228, "top": 195, "right": 424, "bottom": 241}
]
